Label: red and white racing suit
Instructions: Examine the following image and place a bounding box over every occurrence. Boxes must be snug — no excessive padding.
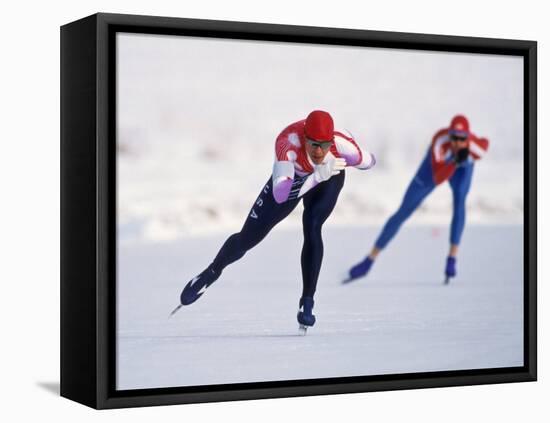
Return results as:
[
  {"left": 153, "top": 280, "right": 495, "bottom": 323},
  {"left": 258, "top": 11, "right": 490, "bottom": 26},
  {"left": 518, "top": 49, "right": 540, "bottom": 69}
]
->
[{"left": 272, "top": 119, "right": 376, "bottom": 203}]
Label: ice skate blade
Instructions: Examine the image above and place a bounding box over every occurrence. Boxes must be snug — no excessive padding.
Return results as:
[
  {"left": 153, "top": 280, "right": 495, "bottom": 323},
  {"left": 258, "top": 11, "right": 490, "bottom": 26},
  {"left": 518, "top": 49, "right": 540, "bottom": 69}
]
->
[
  {"left": 444, "top": 276, "right": 451, "bottom": 285},
  {"left": 342, "top": 274, "right": 364, "bottom": 284},
  {"left": 298, "top": 324, "right": 308, "bottom": 335},
  {"left": 169, "top": 304, "right": 183, "bottom": 318}
]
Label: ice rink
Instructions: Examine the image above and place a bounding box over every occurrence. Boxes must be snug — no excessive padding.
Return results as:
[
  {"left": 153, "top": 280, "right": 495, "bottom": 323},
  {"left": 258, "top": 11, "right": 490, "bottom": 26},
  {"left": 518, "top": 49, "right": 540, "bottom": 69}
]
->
[{"left": 117, "top": 224, "right": 523, "bottom": 390}]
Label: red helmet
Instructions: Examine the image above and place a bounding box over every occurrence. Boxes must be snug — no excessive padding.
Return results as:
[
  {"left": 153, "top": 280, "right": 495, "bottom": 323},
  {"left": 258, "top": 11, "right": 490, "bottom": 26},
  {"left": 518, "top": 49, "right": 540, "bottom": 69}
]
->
[
  {"left": 449, "top": 115, "right": 470, "bottom": 136},
  {"left": 304, "top": 110, "right": 334, "bottom": 141}
]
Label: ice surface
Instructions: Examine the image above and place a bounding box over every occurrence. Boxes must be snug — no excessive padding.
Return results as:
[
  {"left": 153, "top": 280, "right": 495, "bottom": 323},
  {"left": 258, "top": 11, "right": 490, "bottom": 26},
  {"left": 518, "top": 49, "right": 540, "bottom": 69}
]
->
[{"left": 117, "top": 225, "right": 523, "bottom": 390}]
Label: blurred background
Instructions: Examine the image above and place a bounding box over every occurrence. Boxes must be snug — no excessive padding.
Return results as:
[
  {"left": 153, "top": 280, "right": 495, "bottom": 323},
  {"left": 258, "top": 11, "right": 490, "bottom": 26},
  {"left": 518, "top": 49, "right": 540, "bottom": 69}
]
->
[{"left": 117, "top": 33, "right": 523, "bottom": 244}]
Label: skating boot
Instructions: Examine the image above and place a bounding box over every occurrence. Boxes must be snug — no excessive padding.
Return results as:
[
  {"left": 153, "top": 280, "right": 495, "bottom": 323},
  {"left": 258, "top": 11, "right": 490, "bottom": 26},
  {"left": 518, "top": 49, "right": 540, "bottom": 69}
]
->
[
  {"left": 181, "top": 266, "right": 220, "bottom": 305},
  {"left": 297, "top": 296, "right": 316, "bottom": 335},
  {"left": 343, "top": 256, "right": 374, "bottom": 284},
  {"left": 444, "top": 256, "right": 456, "bottom": 284}
]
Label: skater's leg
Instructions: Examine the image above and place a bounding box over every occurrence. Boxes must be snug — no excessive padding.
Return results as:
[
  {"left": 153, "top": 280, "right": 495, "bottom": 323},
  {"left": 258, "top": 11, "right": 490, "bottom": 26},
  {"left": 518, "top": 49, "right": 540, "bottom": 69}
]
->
[
  {"left": 445, "top": 163, "right": 474, "bottom": 282},
  {"left": 300, "top": 171, "right": 345, "bottom": 300},
  {"left": 449, "top": 163, "right": 474, "bottom": 247},
  {"left": 211, "top": 180, "right": 300, "bottom": 272},
  {"left": 346, "top": 183, "right": 431, "bottom": 283},
  {"left": 180, "top": 178, "right": 300, "bottom": 305},
  {"left": 374, "top": 175, "right": 434, "bottom": 250},
  {"left": 346, "top": 157, "right": 435, "bottom": 283},
  {"left": 297, "top": 171, "right": 345, "bottom": 329}
]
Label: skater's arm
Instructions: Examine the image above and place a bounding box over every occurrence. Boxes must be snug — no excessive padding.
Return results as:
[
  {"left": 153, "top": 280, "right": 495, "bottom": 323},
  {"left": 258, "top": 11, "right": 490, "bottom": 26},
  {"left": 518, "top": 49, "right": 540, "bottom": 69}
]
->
[
  {"left": 272, "top": 160, "right": 296, "bottom": 203},
  {"left": 431, "top": 130, "right": 457, "bottom": 185},
  {"left": 333, "top": 131, "right": 376, "bottom": 170},
  {"left": 432, "top": 160, "right": 456, "bottom": 185},
  {"left": 288, "top": 157, "right": 346, "bottom": 200},
  {"left": 273, "top": 131, "right": 303, "bottom": 203},
  {"left": 468, "top": 135, "right": 489, "bottom": 161},
  {"left": 432, "top": 136, "right": 488, "bottom": 184},
  {"left": 273, "top": 157, "right": 346, "bottom": 202},
  {"left": 272, "top": 159, "right": 328, "bottom": 203}
]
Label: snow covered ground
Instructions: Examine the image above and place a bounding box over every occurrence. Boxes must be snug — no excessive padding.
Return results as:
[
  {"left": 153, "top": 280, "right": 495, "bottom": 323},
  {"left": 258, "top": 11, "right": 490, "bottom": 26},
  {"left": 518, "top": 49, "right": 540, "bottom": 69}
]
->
[
  {"left": 116, "top": 33, "right": 524, "bottom": 244},
  {"left": 116, "top": 225, "right": 523, "bottom": 390}
]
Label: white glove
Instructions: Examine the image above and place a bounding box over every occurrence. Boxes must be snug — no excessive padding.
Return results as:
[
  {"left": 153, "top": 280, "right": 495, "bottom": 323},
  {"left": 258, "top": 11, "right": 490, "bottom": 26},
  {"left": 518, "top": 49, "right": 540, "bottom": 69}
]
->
[{"left": 313, "top": 157, "right": 346, "bottom": 183}]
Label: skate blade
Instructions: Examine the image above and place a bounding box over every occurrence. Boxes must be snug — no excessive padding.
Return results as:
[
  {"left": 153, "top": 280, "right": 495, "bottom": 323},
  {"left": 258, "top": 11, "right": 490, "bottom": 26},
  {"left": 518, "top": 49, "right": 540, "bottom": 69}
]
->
[
  {"left": 444, "top": 276, "right": 451, "bottom": 285},
  {"left": 169, "top": 304, "right": 183, "bottom": 318},
  {"left": 342, "top": 273, "right": 363, "bottom": 284},
  {"left": 298, "top": 324, "right": 308, "bottom": 335}
]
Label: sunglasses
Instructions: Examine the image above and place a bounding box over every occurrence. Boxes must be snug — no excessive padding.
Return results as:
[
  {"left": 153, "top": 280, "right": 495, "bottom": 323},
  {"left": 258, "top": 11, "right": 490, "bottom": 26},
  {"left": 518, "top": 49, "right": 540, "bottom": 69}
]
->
[
  {"left": 450, "top": 134, "right": 468, "bottom": 142},
  {"left": 306, "top": 138, "right": 333, "bottom": 150}
]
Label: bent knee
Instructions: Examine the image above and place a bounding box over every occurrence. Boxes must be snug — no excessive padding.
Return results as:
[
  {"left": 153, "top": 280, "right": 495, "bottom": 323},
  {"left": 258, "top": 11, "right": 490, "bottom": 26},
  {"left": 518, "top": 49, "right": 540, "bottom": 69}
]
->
[{"left": 303, "top": 217, "right": 324, "bottom": 236}]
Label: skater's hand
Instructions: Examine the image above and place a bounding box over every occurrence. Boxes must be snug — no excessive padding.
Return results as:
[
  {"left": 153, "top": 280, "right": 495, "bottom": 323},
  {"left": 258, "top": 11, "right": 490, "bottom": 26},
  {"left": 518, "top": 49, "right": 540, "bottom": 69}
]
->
[{"left": 313, "top": 157, "right": 346, "bottom": 183}]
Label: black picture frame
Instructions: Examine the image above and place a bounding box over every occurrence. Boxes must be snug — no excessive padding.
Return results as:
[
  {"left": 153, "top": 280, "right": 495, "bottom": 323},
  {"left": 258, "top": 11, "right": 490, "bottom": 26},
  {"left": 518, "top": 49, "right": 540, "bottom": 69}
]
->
[{"left": 60, "top": 12, "right": 537, "bottom": 409}]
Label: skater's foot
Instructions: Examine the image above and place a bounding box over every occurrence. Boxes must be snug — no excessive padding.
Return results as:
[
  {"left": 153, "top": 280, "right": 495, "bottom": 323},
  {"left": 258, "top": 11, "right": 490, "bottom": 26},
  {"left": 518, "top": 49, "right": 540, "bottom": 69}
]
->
[
  {"left": 444, "top": 256, "right": 456, "bottom": 284},
  {"left": 180, "top": 266, "right": 220, "bottom": 305},
  {"left": 297, "top": 296, "right": 316, "bottom": 330},
  {"left": 344, "top": 256, "right": 374, "bottom": 283}
]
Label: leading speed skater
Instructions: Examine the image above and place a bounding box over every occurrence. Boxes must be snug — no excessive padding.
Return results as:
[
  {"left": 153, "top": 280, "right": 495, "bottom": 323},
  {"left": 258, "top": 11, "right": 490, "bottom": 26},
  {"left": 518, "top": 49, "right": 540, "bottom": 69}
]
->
[
  {"left": 174, "top": 110, "right": 376, "bottom": 332},
  {"left": 345, "top": 115, "right": 489, "bottom": 284}
]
